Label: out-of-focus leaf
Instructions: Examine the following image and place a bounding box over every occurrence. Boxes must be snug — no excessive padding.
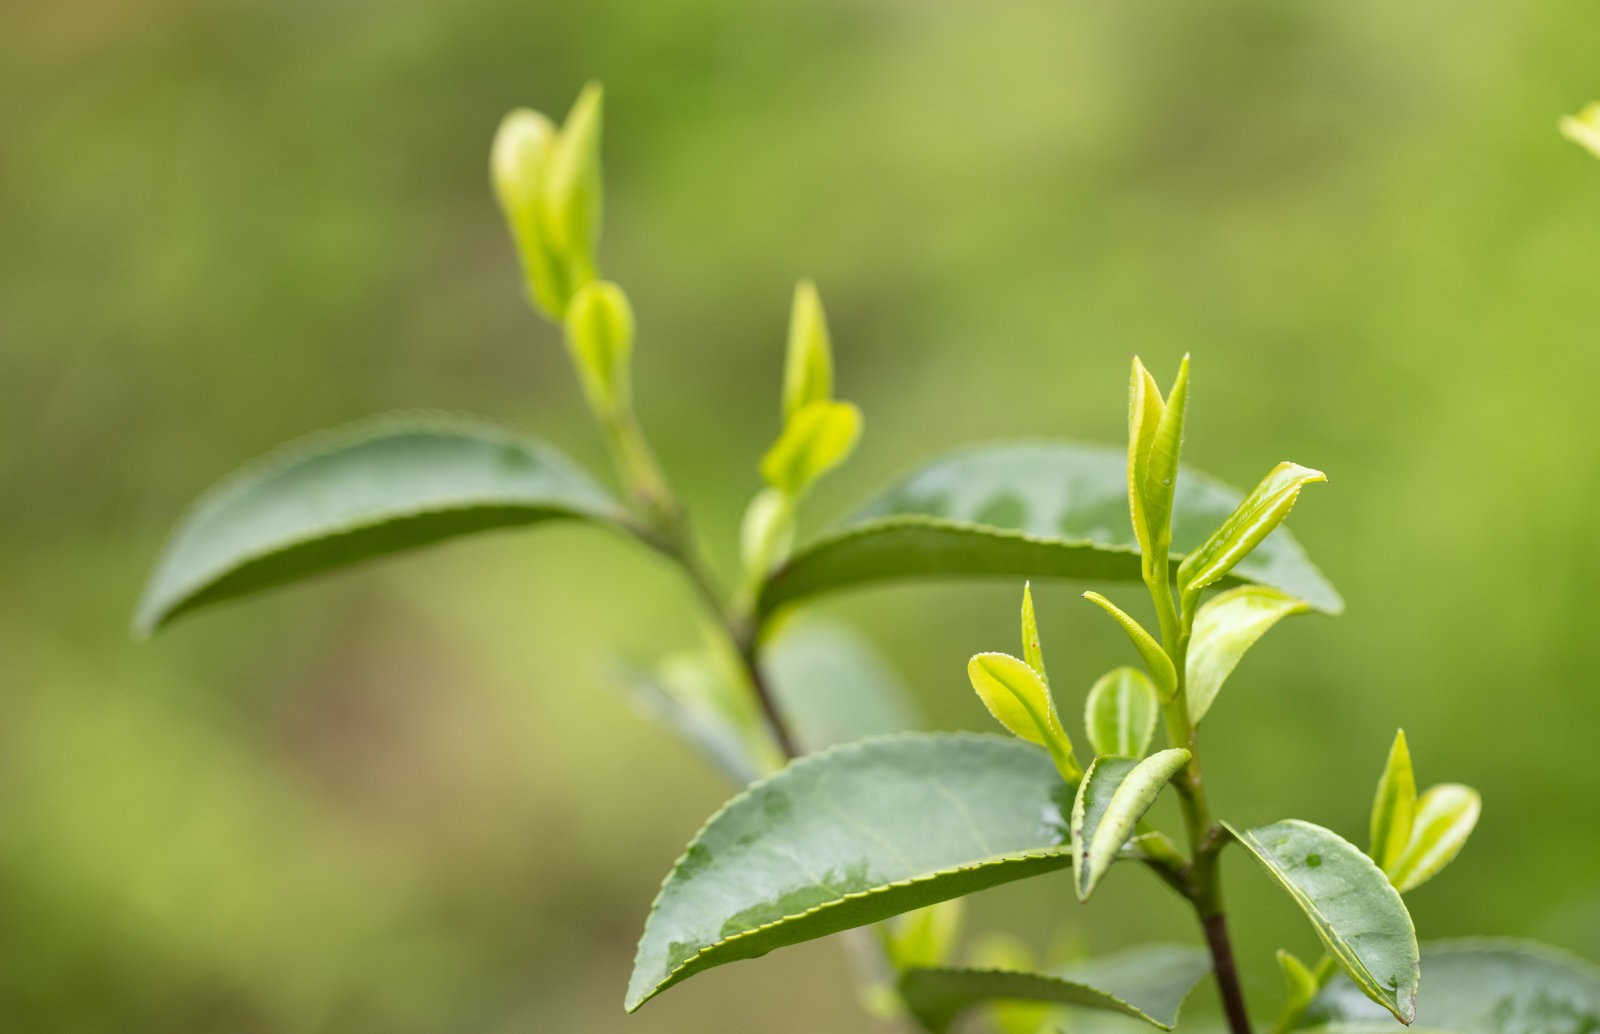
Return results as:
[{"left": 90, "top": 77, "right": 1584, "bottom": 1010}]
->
[
  {"left": 760, "top": 400, "right": 863, "bottom": 497},
  {"left": 1226, "top": 819, "right": 1419, "bottom": 1023},
  {"left": 1022, "top": 581, "right": 1048, "bottom": 682},
  {"left": 755, "top": 443, "right": 1343, "bottom": 620},
  {"left": 1084, "top": 668, "right": 1159, "bottom": 758},
  {"left": 1072, "top": 749, "right": 1190, "bottom": 901},
  {"left": 627, "top": 733, "right": 1077, "bottom": 1011},
  {"left": 968, "top": 653, "right": 1078, "bottom": 781},
  {"left": 1176, "top": 462, "right": 1327, "bottom": 614},
  {"left": 899, "top": 944, "right": 1210, "bottom": 1032},
  {"left": 884, "top": 900, "right": 964, "bottom": 971},
  {"left": 1387, "top": 784, "right": 1481, "bottom": 894},
  {"left": 1185, "top": 584, "right": 1308, "bottom": 724},
  {"left": 782, "top": 279, "right": 834, "bottom": 422},
  {"left": 135, "top": 416, "right": 625, "bottom": 635},
  {"left": 563, "top": 280, "right": 634, "bottom": 415},
  {"left": 620, "top": 652, "right": 781, "bottom": 786},
  {"left": 538, "top": 81, "right": 603, "bottom": 275},
  {"left": 1081, "top": 593, "right": 1177, "bottom": 699},
  {"left": 1561, "top": 103, "right": 1600, "bottom": 159},
  {"left": 1369, "top": 729, "right": 1417, "bottom": 873},
  {"left": 1279, "top": 948, "right": 1321, "bottom": 1005},
  {"left": 764, "top": 618, "right": 922, "bottom": 752},
  {"left": 1296, "top": 939, "right": 1600, "bottom": 1033}
]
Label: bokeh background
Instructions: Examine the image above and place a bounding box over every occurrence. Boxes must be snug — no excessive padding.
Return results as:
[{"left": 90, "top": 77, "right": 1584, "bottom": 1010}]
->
[{"left": 6, "top": 1, "right": 1600, "bottom": 1031}]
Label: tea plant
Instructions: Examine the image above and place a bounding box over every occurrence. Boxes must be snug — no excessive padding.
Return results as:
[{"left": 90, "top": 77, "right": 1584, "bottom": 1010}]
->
[{"left": 136, "top": 84, "right": 1600, "bottom": 1033}]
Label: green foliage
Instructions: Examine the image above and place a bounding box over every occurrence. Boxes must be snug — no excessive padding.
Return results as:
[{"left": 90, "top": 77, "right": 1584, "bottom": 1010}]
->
[
  {"left": 1084, "top": 667, "right": 1160, "bottom": 758},
  {"left": 1176, "top": 462, "right": 1327, "bottom": 615},
  {"left": 1562, "top": 103, "right": 1600, "bottom": 159},
  {"left": 1369, "top": 730, "right": 1418, "bottom": 873},
  {"left": 1186, "top": 585, "right": 1309, "bottom": 724},
  {"left": 967, "top": 651, "right": 1080, "bottom": 782},
  {"left": 759, "top": 399, "right": 863, "bottom": 497},
  {"left": 1072, "top": 749, "right": 1190, "bottom": 901},
  {"left": 1082, "top": 591, "right": 1178, "bottom": 699}
]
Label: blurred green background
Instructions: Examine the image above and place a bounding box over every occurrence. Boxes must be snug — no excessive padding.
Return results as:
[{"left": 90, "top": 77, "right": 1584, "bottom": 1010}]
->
[{"left": 6, "top": 1, "right": 1600, "bottom": 1030}]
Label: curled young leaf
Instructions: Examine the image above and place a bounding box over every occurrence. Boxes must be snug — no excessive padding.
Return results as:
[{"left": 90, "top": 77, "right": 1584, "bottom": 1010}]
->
[
  {"left": 967, "top": 652, "right": 1079, "bottom": 781},
  {"left": 782, "top": 279, "right": 834, "bottom": 423},
  {"left": 1128, "top": 356, "right": 1190, "bottom": 570},
  {"left": 1081, "top": 592, "right": 1178, "bottom": 699},
  {"left": 1021, "top": 582, "right": 1048, "bottom": 682},
  {"left": 1369, "top": 729, "right": 1418, "bottom": 874},
  {"left": 538, "top": 81, "right": 603, "bottom": 279},
  {"left": 760, "top": 400, "right": 863, "bottom": 498},
  {"left": 1071, "top": 749, "right": 1190, "bottom": 901},
  {"left": 626, "top": 733, "right": 1078, "bottom": 1011},
  {"left": 490, "top": 108, "right": 566, "bottom": 316},
  {"left": 1127, "top": 357, "right": 1168, "bottom": 561},
  {"left": 1185, "top": 584, "right": 1309, "bottom": 724},
  {"left": 1084, "top": 667, "right": 1159, "bottom": 758},
  {"left": 1177, "top": 462, "right": 1327, "bottom": 614},
  {"left": 563, "top": 280, "right": 634, "bottom": 416},
  {"left": 898, "top": 944, "right": 1211, "bottom": 1033},
  {"left": 1387, "top": 783, "right": 1481, "bottom": 894},
  {"left": 1226, "top": 818, "right": 1419, "bottom": 1023}
]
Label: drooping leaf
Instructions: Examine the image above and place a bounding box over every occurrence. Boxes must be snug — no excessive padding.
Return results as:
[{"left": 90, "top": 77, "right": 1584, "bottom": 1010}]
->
[
  {"left": 1185, "top": 584, "right": 1309, "bottom": 724},
  {"left": 1176, "top": 462, "right": 1327, "bottom": 613},
  {"left": 1072, "top": 749, "right": 1190, "bottom": 901},
  {"left": 760, "top": 399, "right": 863, "bottom": 497},
  {"left": 765, "top": 618, "right": 923, "bottom": 752},
  {"left": 884, "top": 900, "right": 965, "bottom": 971},
  {"left": 1081, "top": 593, "right": 1178, "bottom": 699},
  {"left": 1369, "top": 729, "right": 1417, "bottom": 873},
  {"left": 899, "top": 944, "right": 1211, "bottom": 1032},
  {"left": 1387, "top": 784, "right": 1481, "bottom": 894},
  {"left": 1296, "top": 939, "right": 1600, "bottom": 1033},
  {"left": 967, "top": 653, "right": 1079, "bottom": 781},
  {"left": 782, "top": 279, "right": 834, "bottom": 422},
  {"left": 1021, "top": 581, "right": 1048, "bottom": 682},
  {"left": 1225, "top": 819, "right": 1419, "bottom": 1023},
  {"left": 755, "top": 443, "right": 1343, "bottom": 621},
  {"left": 135, "top": 416, "right": 626, "bottom": 635},
  {"left": 626, "top": 733, "right": 1079, "bottom": 1011},
  {"left": 1084, "top": 668, "right": 1159, "bottom": 758}
]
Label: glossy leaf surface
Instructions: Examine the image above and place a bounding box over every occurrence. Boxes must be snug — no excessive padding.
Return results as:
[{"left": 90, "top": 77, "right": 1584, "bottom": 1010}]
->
[
  {"left": 1387, "top": 784, "right": 1481, "bottom": 893},
  {"left": 627, "top": 733, "right": 1076, "bottom": 1011},
  {"left": 1072, "top": 749, "right": 1190, "bottom": 900},
  {"left": 1082, "top": 592, "right": 1177, "bottom": 699},
  {"left": 1226, "top": 819, "right": 1419, "bottom": 1023},
  {"left": 967, "top": 653, "right": 1066, "bottom": 749},
  {"left": 1177, "top": 462, "right": 1326, "bottom": 612},
  {"left": 135, "top": 416, "right": 624, "bottom": 635},
  {"left": 1369, "top": 730, "right": 1417, "bottom": 873},
  {"left": 1084, "top": 668, "right": 1159, "bottom": 758},
  {"left": 1185, "top": 584, "right": 1309, "bottom": 724},
  {"left": 899, "top": 944, "right": 1210, "bottom": 1032},
  {"left": 1297, "top": 940, "right": 1600, "bottom": 1033},
  {"left": 756, "top": 442, "right": 1343, "bottom": 620}
]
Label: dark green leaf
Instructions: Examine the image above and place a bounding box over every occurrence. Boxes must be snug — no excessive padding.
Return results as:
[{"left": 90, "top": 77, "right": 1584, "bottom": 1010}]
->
[
  {"left": 1072, "top": 750, "right": 1190, "bottom": 900},
  {"left": 1226, "top": 819, "right": 1419, "bottom": 1023},
  {"left": 627, "top": 733, "right": 1076, "bottom": 1011},
  {"left": 757, "top": 443, "right": 1342, "bottom": 621},
  {"left": 899, "top": 944, "right": 1210, "bottom": 1032},
  {"left": 1296, "top": 940, "right": 1600, "bottom": 1033},
  {"left": 134, "top": 416, "right": 625, "bottom": 635}
]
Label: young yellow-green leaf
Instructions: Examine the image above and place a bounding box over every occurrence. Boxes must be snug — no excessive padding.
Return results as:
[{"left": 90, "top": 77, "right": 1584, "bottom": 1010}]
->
[
  {"left": 134, "top": 416, "right": 625, "bottom": 635},
  {"left": 884, "top": 900, "right": 964, "bottom": 971},
  {"left": 1185, "top": 584, "right": 1309, "bottom": 724},
  {"left": 1387, "top": 784, "right": 1481, "bottom": 894},
  {"left": 760, "top": 400, "right": 863, "bottom": 497},
  {"left": 1369, "top": 729, "right": 1418, "bottom": 873},
  {"left": 782, "top": 279, "right": 834, "bottom": 423},
  {"left": 1127, "top": 357, "right": 1168, "bottom": 559},
  {"left": 490, "top": 108, "right": 567, "bottom": 317},
  {"left": 1081, "top": 592, "right": 1178, "bottom": 699},
  {"left": 1072, "top": 749, "right": 1190, "bottom": 901},
  {"left": 1297, "top": 939, "right": 1600, "bottom": 1032},
  {"left": 1141, "top": 356, "right": 1190, "bottom": 565},
  {"left": 1021, "top": 581, "right": 1048, "bottom": 681},
  {"left": 1225, "top": 818, "right": 1419, "bottom": 1023},
  {"left": 739, "top": 487, "right": 796, "bottom": 576},
  {"left": 755, "top": 443, "right": 1344, "bottom": 620},
  {"left": 1561, "top": 103, "right": 1600, "bottom": 159},
  {"left": 626, "top": 733, "right": 1079, "bottom": 1011},
  {"left": 898, "top": 944, "right": 1211, "bottom": 1033},
  {"left": 1084, "top": 668, "right": 1159, "bottom": 758},
  {"left": 1177, "top": 462, "right": 1327, "bottom": 614},
  {"left": 1278, "top": 948, "right": 1320, "bottom": 1006},
  {"left": 563, "top": 280, "right": 634, "bottom": 415},
  {"left": 967, "top": 653, "right": 1079, "bottom": 781},
  {"left": 539, "top": 81, "right": 603, "bottom": 278}
]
